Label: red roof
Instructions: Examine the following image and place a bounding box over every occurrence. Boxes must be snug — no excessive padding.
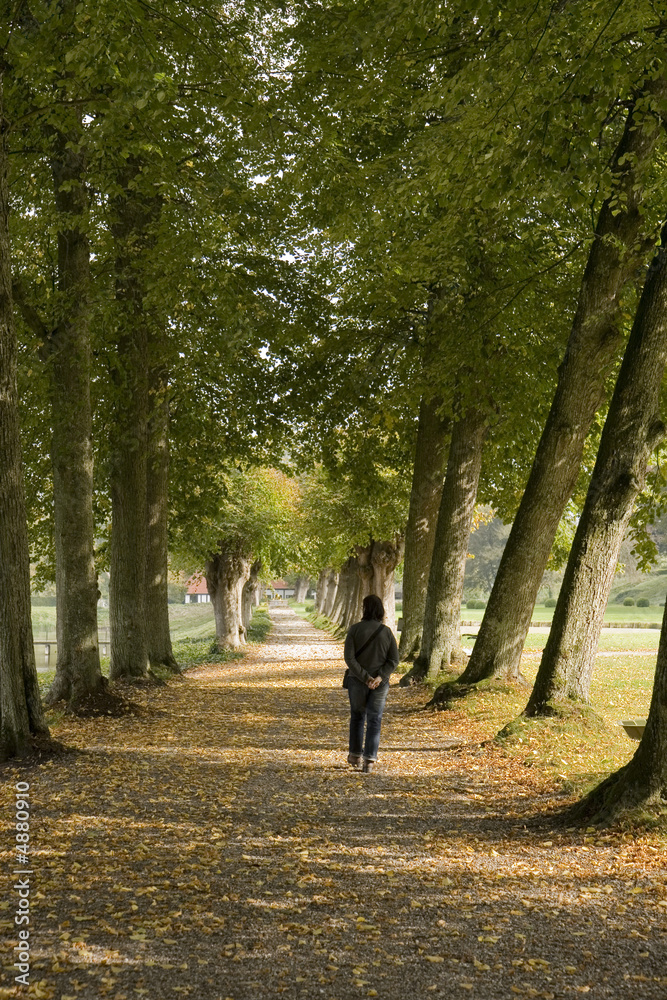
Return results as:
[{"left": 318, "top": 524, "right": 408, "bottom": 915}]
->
[
  {"left": 186, "top": 575, "right": 208, "bottom": 595},
  {"left": 270, "top": 579, "right": 288, "bottom": 589}
]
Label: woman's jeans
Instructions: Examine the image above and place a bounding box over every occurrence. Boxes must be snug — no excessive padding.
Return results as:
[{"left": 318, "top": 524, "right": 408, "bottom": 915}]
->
[{"left": 348, "top": 675, "right": 389, "bottom": 762}]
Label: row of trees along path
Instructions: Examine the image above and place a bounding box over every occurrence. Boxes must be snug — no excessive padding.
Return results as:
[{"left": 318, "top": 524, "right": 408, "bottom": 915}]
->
[{"left": 1, "top": 606, "right": 665, "bottom": 999}]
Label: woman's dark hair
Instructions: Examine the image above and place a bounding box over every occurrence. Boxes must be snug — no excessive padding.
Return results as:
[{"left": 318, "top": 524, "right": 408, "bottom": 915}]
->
[{"left": 362, "top": 595, "right": 385, "bottom": 621}]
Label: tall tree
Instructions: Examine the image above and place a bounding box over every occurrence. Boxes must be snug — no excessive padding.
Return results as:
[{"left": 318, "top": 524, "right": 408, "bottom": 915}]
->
[
  {"left": 108, "top": 163, "right": 159, "bottom": 681},
  {"left": 399, "top": 394, "right": 449, "bottom": 660},
  {"left": 0, "top": 51, "right": 48, "bottom": 757},
  {"left": 145, "top": 360, "right": 179, "bottom": 671},
  {"left": 458, "top": 90, "right": 667, "bottom": 687},
  {"left": 405, "top": 407, "right": 487, "bottom": 682},
  {"left": 525, "top": 227, "right": 667, "bottom": 715},
  {"left": 45, "top": 121, "right": 104, "bottom": 704},
  {"left": 8, "top": 1, "right": 107, "bottom": 708}
]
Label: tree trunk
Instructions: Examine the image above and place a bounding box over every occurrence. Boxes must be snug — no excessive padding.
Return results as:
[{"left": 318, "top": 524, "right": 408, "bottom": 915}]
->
[
  {"left": 145, "top": 365, "right": 178, "bottom": 672},
  {"left": 458, "top": 93, "right": 666, "bottom": 687},
  {"left": 342, "top": 557, "right": 364, "bottom": 630},
  {"left": 370, "top": 537, "right": 405, "bottom": 635},
  {"left": 406, "top": 410, "right": 487, "bottom": 684},
  {"left": 44, "top": 127, "right": 104, "bottom": 705},
  {"left": 206, "top": 548, "right": 252, "bottom": 649},
  {"left": 315, "top": 569, "right": 328, "bottom": 612},
  {"left": 323, "top": 569, "right": 339, "bottom": 619},
  {"left": 242, "top": 559, "right": 262, "bottom": 630},
  {"left": 294, "top": 575, "right": 310, "bottom": 603},
  {"left": 109, "top": 168, "right": 160, "bottom": 681},
  {"left": 353, "top": 544, "right": 374, "bottom": 620},
  {"left": 109, "top": 375, "right": 148, "bottom": 681},
  {"left": 526, "top": 229, "right": 667, "bottom": 716},
  {"left": 399, "top": 395, "right": 449, "bottom": 659},
  {"left": 330, "top": 559, "right": 355, "bottom": 627},
  {"left": 329, "top": 563, "right": 348, "bottom": 626},
  {"left": 0, "top": 88, "right": 48, "bottom": 756},
  {"left": 571, "top": 596, "right": 667, "bottom": 825}
]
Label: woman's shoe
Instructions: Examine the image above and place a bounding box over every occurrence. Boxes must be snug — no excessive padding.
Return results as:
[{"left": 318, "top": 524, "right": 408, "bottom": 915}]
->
[
  {"left": 361, "top": 759, "right": 375, "bottom": 773},
  {"left": 347, "top": 753, "right": 362, "bottom": 767}
]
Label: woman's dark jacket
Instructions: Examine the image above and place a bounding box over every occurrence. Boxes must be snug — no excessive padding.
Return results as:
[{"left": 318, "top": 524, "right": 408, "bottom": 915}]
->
[{"left": 344, "top": 620, "right": 399, "bottom": 684}]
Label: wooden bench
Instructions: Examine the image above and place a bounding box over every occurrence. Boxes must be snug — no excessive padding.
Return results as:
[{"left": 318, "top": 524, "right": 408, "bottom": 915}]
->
[{"left": 620, "top": 719, "right": 646, "bottom": 741}]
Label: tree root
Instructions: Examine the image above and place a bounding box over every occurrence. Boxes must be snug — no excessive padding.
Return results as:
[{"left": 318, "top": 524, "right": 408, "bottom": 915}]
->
[
  {"left": 0, "top": 733, "right": 75, "bottom": 767},
  {"left": 64, "top": 686, "right": 140, "bottom": 717},
  {"left": 149, "top": 653, "right": 181, "bottom": 675},
  {"left": 399, "top": 662, "right": 428, "bottom": 687},
  {"left": 426, "top": 681, "right": 478, "bottom": 710},
  {"left": 569, "top": 763, "right": 667, "bottom": 828}
]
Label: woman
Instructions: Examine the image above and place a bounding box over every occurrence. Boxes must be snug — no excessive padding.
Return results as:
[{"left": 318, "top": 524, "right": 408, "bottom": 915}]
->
[{"left": 343, "top": 594, "right": 399, "bottom": 773}]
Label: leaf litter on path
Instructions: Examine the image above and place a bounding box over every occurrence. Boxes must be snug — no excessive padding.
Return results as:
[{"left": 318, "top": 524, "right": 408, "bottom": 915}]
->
[{"left": 0, "top": 606, "right": 665, "bottom": 999}]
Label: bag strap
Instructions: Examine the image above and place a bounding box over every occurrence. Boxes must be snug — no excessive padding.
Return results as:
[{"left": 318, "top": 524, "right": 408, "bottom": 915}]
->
[{"left": 354, "top": 623, "right": 385, "bottom": 658}]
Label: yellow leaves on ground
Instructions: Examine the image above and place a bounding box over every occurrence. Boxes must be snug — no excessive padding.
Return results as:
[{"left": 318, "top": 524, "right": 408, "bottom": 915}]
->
[{"left": 0, "top": 607, "right": 665, "bottom": 1000}]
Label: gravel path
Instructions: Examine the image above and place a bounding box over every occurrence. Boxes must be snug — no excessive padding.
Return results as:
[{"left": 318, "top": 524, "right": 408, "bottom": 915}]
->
[{"left": 1, "top": 606, "right": 665, "bottom": 1000}]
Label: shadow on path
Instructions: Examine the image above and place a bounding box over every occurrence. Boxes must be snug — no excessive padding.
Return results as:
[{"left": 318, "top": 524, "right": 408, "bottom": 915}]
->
[{"left": 1, "top": 605, "right": 664, "bottom": 1000}]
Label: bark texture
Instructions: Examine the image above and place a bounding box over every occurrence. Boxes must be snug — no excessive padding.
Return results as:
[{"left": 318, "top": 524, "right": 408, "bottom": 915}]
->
[
  {"left": 315, "top": 569, "right": 328, "bottom": 612},
  {"left": 45, "top": 127, "right": 104, "bottom": 705},
  {"left": 109, "top": 168, "right": 160, "bottom": 680},
  {"left": 399, "top": 395, "right": 450, "bottom": 660},
  {"left": 206, "top": 548, "right": 252, "bottom": 649},
  {"left": 145, "top": 367, "right": 178, "bottom": 672},
  {"left": 329, "top": 557, "right": 358, "bottom": 629},
  {"left": 571, "top": 596, "right": 667, "bottom": 824},
  {"left": 324, "top": 540, "right": 403, "bottom": 634},
  {"left": 369, "top": 538, "right": 404, "bottom": 635},
  {"left": 354, "top": 545, "right": 375, "bottom": 619},
  {"left": 459, "top": 94, "right": 666, "bottom": 687},
  {"left": 406, "top": 410, "right": 487, "bottom": 683},
  {"left": 526, "top": 230, "right": 667, "bottom": 715},
  {"left": 242, "top": 560, "right": 262, "bottom": 630},
  {"left": 293, "top": 576, "right": 310, "bottom": 603},
  {"left": 0, "top": 89, "right": 47, "bottom": 756},
  {"left": 323, "top": 569, "right": 339, "bottom": 619}
]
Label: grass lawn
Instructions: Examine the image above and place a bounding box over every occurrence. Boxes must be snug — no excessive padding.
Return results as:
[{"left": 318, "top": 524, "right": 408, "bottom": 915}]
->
[
  {"left": 31, "top": 602, "right": 220, "bottom": 639},
  {"left": 34, "top": 603, "right": 270, "bottom": 699},
  {"left": 461, "top": 603, "right": 665, "bottom": 625},
  {"left": 518, "top": 630, "right": 661, "bottom": 653},
  {"left": 402, "top": 649, "right": 659, "bottom": 815}
]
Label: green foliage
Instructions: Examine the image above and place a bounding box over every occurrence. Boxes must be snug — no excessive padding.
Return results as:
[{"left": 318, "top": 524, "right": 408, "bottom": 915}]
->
[
  {"left": 10, "top": 1, "right": 667, "bottom": 661},
  {"left": 544, "top": 598, "right": 557, "bottom": 608},
  {"left": 282, "top": 0, "right": 667, "bottom": 563},
  {"left": 637, "top": 598, "right": 650, "bottom": 608},
  {"left": 169, "top": 463, "right": 300, "bottom": 575},
  {"left": 466, "top": 599, "right": 487, "bottom": 610},
  {"left": 246, "top": 608, "right": 272, "bottom": 644},
  {"left": 8, "top": 0, "right": 316, "bottom": 584},
  {"left": 297, "top": 464, "right": 409, "bottom": 574},
  {"left": 167, "top": 581, "right": 187, "bottom": 605},
  {"left": 170, "top": 638, "right": 244, "bottom": 671},
  {"left": 627, "top": 448, "right": 667, "bottom": 570},
  {"left": 623, "top": 598, "right": 635, "bottom": 606}
]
